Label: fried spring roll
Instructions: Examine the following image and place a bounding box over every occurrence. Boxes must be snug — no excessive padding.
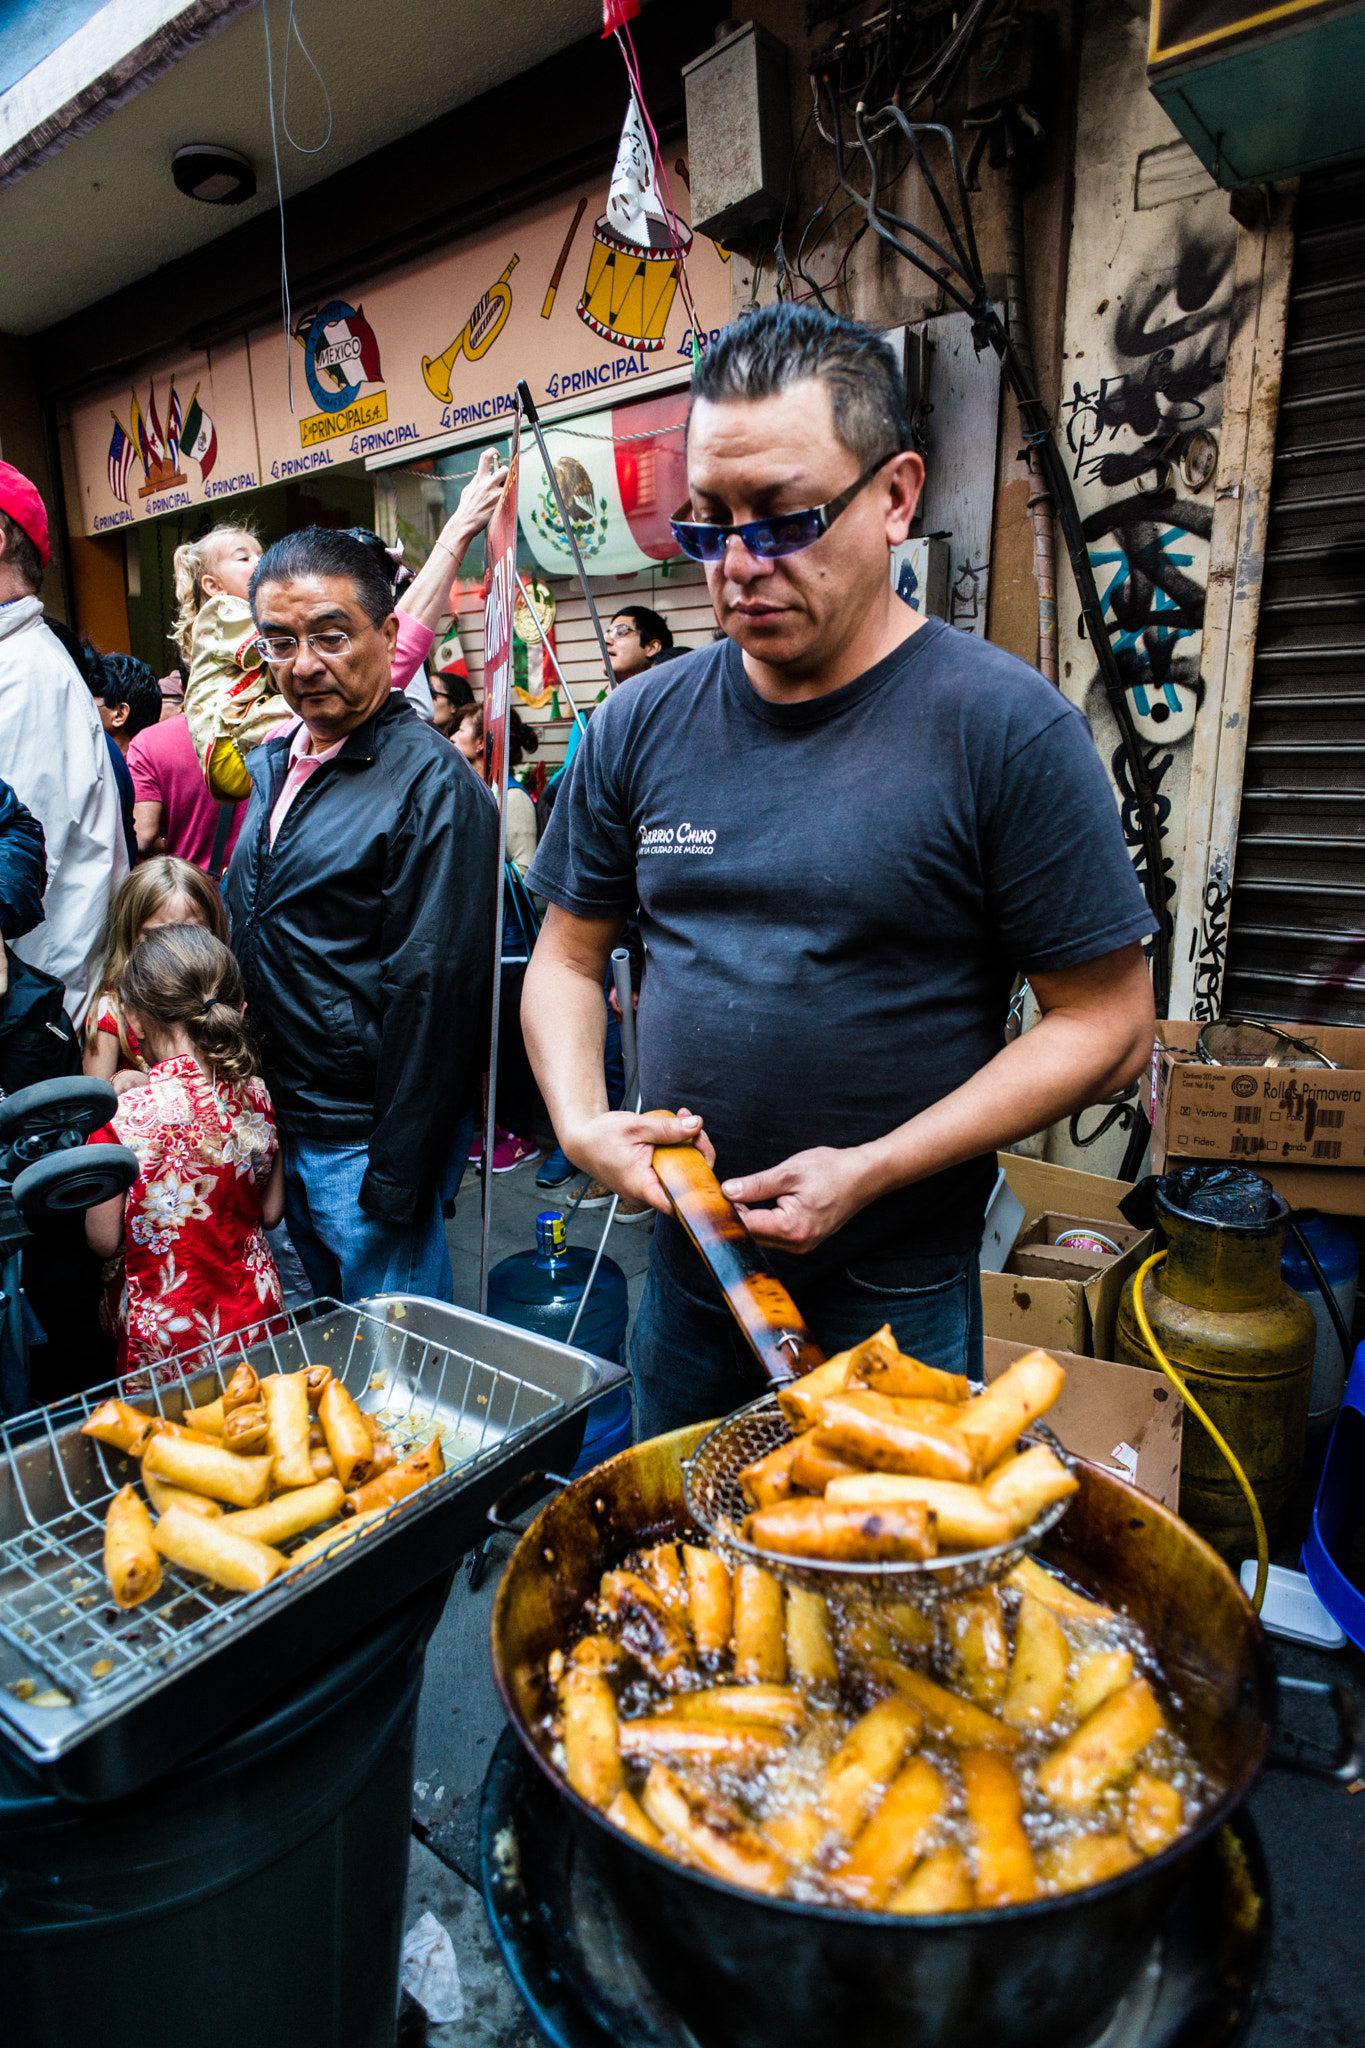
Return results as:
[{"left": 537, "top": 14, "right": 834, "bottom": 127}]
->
[
  {"left": 1068, "top": 1648, "right": 1134, "bottom": 1723},
  {"left": 1005, "top": 1553, "right": 1114, "bottom": 1622},
  {"left": 153, "top": 1420, "right": 226, "bottom": 1447},
  {"left": 957, "top": 1351, "right": 1066, "bottom": 1471},
  {"left": 638, "top": 1542, "right": 689, "bottom": 1611},
  {"left": 81, "top": 1399, "right": 158, "bottom": 1458},
  {"left": 142, "top": 1467, "right": 224, "bottom": 1519},
  {"left": 181, "top": 1395, "right": 225, "bottom": 1434},
  {"left": 342, "top": 1437, "right": 444, "bottom": 1517},
  {"left": 151, "top": 1504, "right": 285, "bottom": 1591},
  {"left": 219, "top": 1479, "right": 345, "bottom": 1546},
  {"left": 790, "top": 1437, "right": 864, "bottom": 1493},
  {"left": 776, "top": 1355, "right": 857, "bottom": 1432},
  {"left": 1125, "top": 1770, "right": 1185, "bottom": 1855},
  {"left": 567, "top": 1633, "right": 623, "bottom": 1676},
  {"left": 142, "top": 1432, "right": 272, "bottom": 1507},
  {"left": 820, "top": 1696, "right": 922, "bottom": 1836},
  {"left": 563, "top": 1664, "right": 625, "bottom": 1807},
  {"left": 746, "top": 1496, "right": 937, "bottom": 1564},
  {"left": 599, "top": 1570, "right": 694, "bottom": 1685},
  {"left": 834, "top": 1756, "right": 946, "bottom": 1906},
  {"left": 1035, "top": 1679, "right": 1164, "bottom": 1811},
  {"left": 606, "top": 1788, "right": 663, "bottom": 1850},
  {"left": 763, "top": 1805, "right": 827, "bottom": 1867},
  {"left": 683, "top": 1543, "right": 732, "bottom": 1659},
  {"left": 814, "top": 1390, "right": 977, "bottom": 1484},
  {"left": 262, "top": 1371, "right": 313, "bottom": 1490},
  {"left": 738, "top": 1437, "right": 803, "bottom": 1509},
  {"left": 943, "top": 1588, "right": 1010, "bottom": 1706},
  {"left": 882, "top": 1601, "right": 938, "bottom": 1657},
  {"left": 982, "top": 1443, "right": 1078, "bottom": 1535},
  {"left": 871, "top": 1661, "right": 1022, "bottom": 1751},
  {"left": 662, "top": 1684, "right": 805, "bottom": 1729},
  {"left": 222, "top": 1363, "right": 260, "bottom": 1413},
  {"left": 732, "top": 1562, "right": 787, "bottom": 1682},
  {"left": 369, "top": 1437, "right": 397, "bottom": 1478},
  {"left": 1043, "top": 1831, "right": 1141, "bottom": 1893},
  {"left": 888, "top": 1845, "right": 975, "bottom": 1914},
  {"left": 961, "top": 1749, "right": 1037, "bottom": 1905},
  {"left": 619, "top": 1718, "right": 788, "bottom": 1767},
  {"left": 640, "top": 1765, "right": 787, "bottom": 1896},
  {"left": 288, "top": 1507, "right": 386, "bottom": 1567},
  {"left": 824, "top": 1473, "right": 1012, "bottom": 1552},
  {"left": 785, "top": 1586, "right": 839, "bottom": 1686},
  {"left": 852, "top": 1352, "right": 970, "bottom": 1405},
  {"left": 1001, "top": 1591, "right": 1069, "bottom": 1730},
  {"left": 223, "top": 1403, "right": 268, "bottom": 1454},
  {"left": 104, "top": 1484, "right": 161, "bottom": 1608},
  {"left": 317, "top": 1380, "right": 375, "bottom": 1490},
  {"left": 310, "top": 1443, "right": 337, "bottom": 1481},
  {"left": 304, "top": 1363, "right": 333, "bottom": 1410}
]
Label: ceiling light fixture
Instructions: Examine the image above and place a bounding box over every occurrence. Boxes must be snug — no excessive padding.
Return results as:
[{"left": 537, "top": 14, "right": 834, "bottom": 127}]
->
[{"left": 172, "top": 144, "right": 257, "bottom": 206}]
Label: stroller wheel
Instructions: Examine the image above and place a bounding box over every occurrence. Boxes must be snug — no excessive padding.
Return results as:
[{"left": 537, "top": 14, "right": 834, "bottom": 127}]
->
[
  {"left": 0, "top": 1076, "right": 118, "bottom": 1154},
  {"left": 13, "top": 1145, "right": 138, "bottom": 1221}
]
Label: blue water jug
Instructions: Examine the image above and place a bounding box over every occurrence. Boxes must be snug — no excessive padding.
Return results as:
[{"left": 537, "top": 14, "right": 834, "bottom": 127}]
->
[
  {"left": 485, "top": 1210, "right": 633, "bottom": 1477},
  {"left": 1282, "top": 1211, "right": 1359, "bottom": 1430}
]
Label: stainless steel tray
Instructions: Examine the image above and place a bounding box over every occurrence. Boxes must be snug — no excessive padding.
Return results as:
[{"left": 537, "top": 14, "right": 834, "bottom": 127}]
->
[{"left": 0, "top": 1295, "right": 627, "bottom": 1800}]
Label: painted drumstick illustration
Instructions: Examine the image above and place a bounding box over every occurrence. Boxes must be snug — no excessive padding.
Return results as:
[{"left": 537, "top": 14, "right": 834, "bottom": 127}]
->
[
  {"left": 541, "top": 198, "right": 588, "bottom": 320},
  {"left": 422, "top": 254, "right": 519, "bottom": 402}
]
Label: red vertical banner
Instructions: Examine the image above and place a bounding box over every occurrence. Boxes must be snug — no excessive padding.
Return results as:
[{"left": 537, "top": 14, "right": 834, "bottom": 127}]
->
[{"left": 482, "top": 444, "right": 519, "bottom": 797}]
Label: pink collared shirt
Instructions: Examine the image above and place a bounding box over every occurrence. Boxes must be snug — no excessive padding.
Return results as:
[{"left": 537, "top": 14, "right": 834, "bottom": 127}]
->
[{"left": 269, "top": 720, "right": 347, "bottom": 848}]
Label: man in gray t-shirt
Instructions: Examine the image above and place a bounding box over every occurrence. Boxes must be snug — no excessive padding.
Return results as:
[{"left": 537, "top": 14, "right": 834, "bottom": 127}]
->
[{"left": 523, "top": 303, "right": 1155, "bottom": 1437}]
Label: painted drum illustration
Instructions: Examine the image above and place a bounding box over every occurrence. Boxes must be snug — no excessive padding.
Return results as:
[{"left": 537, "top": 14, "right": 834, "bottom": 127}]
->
[{"left": 577, "top": 214, "right": 693, "bottom": 353}]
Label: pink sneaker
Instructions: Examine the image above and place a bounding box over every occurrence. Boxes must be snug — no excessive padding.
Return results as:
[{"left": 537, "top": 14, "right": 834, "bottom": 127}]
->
[{"left": 491, "top": 1130, "right": 542, "bottom": 1173}]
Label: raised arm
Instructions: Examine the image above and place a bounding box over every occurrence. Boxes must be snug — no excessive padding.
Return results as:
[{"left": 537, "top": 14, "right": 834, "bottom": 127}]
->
[{"left": 396, "top": 448, "right": 509, "bottom": 636}]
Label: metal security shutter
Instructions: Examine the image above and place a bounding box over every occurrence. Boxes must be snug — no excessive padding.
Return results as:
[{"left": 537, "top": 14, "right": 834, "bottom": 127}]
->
[{"left": 1222, "top": 164, "right": 1365, "bottom": 1028}]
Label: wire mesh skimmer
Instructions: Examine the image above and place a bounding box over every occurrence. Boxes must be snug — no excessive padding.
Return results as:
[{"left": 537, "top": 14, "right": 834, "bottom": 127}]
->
[
  {"left": 0, "top": 1294, "right": 625, "bottom": 1797},
  {"left": 682, "top": 1393, "right": 1080, "bottom": 1605}
]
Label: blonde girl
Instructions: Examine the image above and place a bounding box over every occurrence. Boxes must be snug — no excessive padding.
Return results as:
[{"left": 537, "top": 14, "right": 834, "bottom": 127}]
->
[
  {"left": 85, "top": 926, "right": 283, "bottom": 1379},
  {"left": 174, "top": 523, "right": 278, "bottom": 802},
  {"left": 84, "top": 857, "right": 229, "bottom": 1085}
]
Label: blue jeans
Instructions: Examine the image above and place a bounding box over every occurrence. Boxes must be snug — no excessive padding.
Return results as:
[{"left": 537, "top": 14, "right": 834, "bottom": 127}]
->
[
  {"left": 630, "top": 1238, "right": 984, "bottom": 1440},
  {"left": 282, "top": 1115, "right": 472, "bottom": 1306}
]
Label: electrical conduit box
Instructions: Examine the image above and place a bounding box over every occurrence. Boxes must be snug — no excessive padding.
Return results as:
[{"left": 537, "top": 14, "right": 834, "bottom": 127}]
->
[{"left": 682, "top": 22, "right": 793, "bottom": 243}]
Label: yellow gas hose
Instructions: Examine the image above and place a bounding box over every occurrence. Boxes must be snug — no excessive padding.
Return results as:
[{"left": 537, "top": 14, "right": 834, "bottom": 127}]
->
[{"left": 1131, "top": 1250, "right": 1269, "bottom": 1615}]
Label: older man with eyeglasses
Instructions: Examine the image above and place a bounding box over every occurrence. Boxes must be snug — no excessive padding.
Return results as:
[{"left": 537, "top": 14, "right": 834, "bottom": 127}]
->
[
  {"left": 224, "top": 526, "right": 498, "bottom": 1303},
  {"left": 521, "top": 300, "right": 1157, "bottom": 1437}
]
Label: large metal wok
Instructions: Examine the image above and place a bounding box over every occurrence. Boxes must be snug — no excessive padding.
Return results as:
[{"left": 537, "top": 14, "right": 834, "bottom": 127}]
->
[{"left": 489, "top": 1424, "right": 1273, "bottom": 2048}]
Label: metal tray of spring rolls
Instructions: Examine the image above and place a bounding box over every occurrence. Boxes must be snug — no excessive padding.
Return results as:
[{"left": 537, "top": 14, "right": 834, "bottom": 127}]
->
[{"left": 0, "top": 1295, "right": 627, "bottom": 1801}]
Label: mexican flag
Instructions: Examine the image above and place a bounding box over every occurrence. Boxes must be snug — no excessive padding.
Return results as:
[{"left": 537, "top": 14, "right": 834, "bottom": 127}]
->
[
  {"left": 181, "top": 386, "right": 218, "bottom": 479},
  {"left": 518, "top": 387, "right": 689, "bottom": 578}
]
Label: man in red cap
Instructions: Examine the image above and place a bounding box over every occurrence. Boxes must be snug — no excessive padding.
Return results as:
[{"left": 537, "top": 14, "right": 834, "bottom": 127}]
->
[{"left": 0, "top": 462, "right": 127, "bottom": 1022}]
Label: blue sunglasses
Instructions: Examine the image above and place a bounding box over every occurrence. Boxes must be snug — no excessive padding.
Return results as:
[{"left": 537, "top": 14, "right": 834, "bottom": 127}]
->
[{"left": 669, "top": 451, "right": 900, "bottom": 563}]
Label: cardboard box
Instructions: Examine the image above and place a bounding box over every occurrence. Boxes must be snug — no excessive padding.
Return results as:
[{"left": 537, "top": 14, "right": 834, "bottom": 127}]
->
[
  {"left": 984, "top": 1338, "right": 1183, "bottom": 1510},
  {"left": 979, "top": 1155, "right": 1154, "bottom": 1361},
  {"left": 1147, "top": 1022, "right": 1365, "bottom": 1216}
]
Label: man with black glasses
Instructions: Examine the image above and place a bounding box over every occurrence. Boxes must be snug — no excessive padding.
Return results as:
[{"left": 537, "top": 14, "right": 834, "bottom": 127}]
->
[
  {"left": 226, "top": 527, "right": 497, "bottom": 1302},
  {"left": 521, "top": 301, "right": 1156, "bottom": 1436}
]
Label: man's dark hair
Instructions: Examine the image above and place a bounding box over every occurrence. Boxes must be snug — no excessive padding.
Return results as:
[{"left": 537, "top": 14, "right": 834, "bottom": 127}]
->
[
  {"left": 612, "top": 604, "right": 673, "bottom": 653},
  {"left": 249, "top": 526, "right": 396, "bottom": 625},
  {"left": 0, "top": 508, "right": 43, "bottom": 594},
  {"left": 690, "top": 303, "right": 912, "bottom": 468},
  {"left": 94, "top": 652, "right": 162, "bottom": 738}
]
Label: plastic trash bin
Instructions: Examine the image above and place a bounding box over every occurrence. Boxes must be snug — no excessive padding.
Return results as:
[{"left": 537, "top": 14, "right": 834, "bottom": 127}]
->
[
  {"left": 0, "top": 1573, "right": 450, "bottom": 2048},
  {"left": 1303, "top": 1340, "right": 1365, "bottom": 1652}
]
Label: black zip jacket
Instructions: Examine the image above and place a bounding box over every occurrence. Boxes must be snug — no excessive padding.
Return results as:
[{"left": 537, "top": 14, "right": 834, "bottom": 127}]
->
[{"left": 226, "top": 695, "right": 498, "bottom": 1227}]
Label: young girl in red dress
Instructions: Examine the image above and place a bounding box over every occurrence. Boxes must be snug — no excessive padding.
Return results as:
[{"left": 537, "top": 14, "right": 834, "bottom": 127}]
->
[{"left": 84, "top": 925, "right": 285, "bottom": 1381}]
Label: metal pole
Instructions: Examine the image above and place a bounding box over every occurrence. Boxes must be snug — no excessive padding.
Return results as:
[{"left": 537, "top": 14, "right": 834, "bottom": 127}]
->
[
  {"left": 516, "top": 380, "right": 615, "bottom": 691},
  {"left": 514, "top": 570, "right": 589, "bottom": 737},
  {"left": 565, "top": 946, "right": 641, "bottom": 1348}
]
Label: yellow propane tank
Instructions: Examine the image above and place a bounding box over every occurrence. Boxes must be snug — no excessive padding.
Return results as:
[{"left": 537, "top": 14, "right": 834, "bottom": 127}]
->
[{"left": 1116, "top": 1176, "right": 1315, "bottom": 1561}]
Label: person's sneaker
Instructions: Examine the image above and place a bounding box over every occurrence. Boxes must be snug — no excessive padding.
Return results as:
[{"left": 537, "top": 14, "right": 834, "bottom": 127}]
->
[
  {"left": 467, "top": 1133, "right": 484, "bottom": 1171},
  {"left": 614, "top": 1193, "right": 655, "bottom": 1224},
  {"left": 491, "top": 1131, "right": 542, "bottom": 1173},
  {"left": 575, "top": 1178, "right": 614, "bottom": 1208},
  {"left": 535, "top": 1146, "right": 579, "bottom": 1189}
]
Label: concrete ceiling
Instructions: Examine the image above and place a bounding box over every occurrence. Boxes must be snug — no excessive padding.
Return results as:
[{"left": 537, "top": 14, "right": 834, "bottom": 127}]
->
[{"left": 0, "top": 0, "right": 604, "bottom": 334}]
